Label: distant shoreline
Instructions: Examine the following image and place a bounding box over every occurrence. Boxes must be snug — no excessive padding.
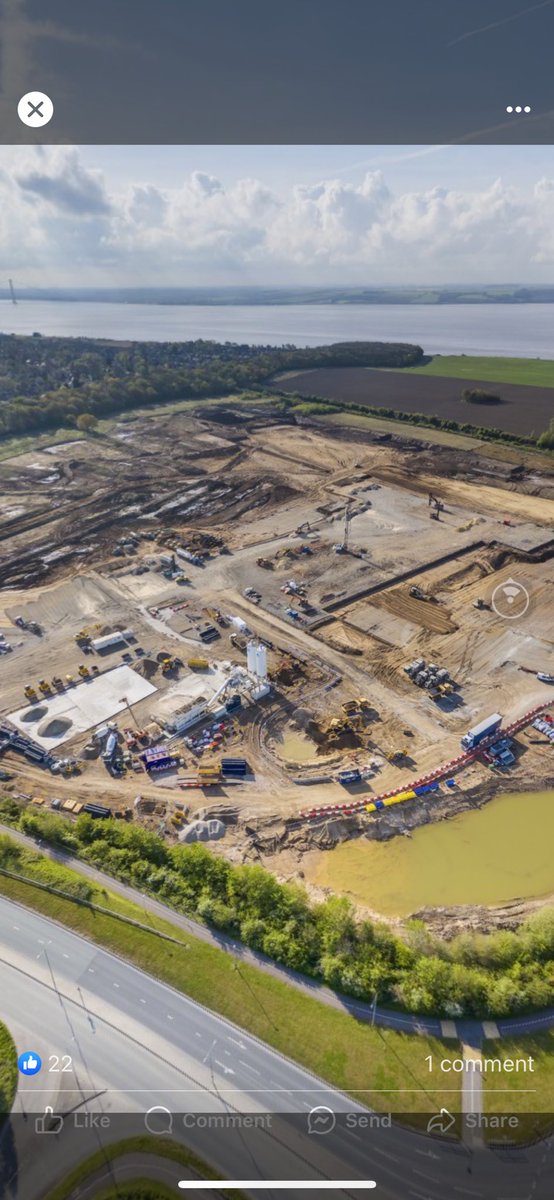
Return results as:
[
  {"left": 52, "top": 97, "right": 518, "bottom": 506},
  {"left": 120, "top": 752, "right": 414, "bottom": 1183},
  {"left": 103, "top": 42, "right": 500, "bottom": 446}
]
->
[{"left": 3, "top": 287, "right": 554, "bottom": 307}]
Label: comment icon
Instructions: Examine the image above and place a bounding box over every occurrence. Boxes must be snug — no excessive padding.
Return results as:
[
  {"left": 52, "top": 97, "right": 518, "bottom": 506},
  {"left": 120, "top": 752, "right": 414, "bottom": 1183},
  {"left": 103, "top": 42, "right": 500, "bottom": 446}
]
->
[{"left": 144, "top": 1105, "right": 173, "bottom": 1135}]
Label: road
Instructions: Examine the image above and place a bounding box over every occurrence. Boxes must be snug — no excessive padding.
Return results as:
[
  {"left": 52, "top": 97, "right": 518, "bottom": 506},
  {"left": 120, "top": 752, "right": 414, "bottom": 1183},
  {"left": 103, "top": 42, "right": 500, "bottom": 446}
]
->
[
  {"left": 0, "top": 896, "right": 553, "bottom": 1200},
  {"left": 2, "top": 823, "right": 554, "bottom": 1046}
]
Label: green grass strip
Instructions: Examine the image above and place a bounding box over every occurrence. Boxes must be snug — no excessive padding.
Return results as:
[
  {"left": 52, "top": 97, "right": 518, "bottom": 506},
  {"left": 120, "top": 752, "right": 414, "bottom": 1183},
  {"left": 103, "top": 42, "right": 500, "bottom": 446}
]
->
[
  {"left": 0, "top": 854, "right": 456, "bottom": 1116},
  {"left": 43, "top": 1136, "right": 244, "bottom": 1200}
]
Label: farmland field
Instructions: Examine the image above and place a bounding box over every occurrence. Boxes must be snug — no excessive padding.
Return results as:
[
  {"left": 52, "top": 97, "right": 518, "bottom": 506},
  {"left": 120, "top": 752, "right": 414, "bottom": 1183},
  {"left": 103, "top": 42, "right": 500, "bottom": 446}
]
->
[
  {"left": 397, "top": 354, "right": 554, "bottom": 388},
  {"left": 279, "top": 366, "right": 554, "bottom": 436}
]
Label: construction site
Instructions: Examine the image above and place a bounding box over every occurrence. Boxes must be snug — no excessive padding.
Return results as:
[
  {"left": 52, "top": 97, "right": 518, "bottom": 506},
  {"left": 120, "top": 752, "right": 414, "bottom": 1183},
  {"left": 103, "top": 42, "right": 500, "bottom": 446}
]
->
[{"left": 1, "top": 399, "right": 554, "bottom": 927}]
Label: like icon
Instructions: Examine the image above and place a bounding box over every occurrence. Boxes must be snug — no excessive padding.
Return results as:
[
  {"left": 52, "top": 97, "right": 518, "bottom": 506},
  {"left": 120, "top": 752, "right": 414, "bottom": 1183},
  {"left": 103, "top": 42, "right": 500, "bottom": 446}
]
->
[{"left": 18, "top": 1051, "right": 42, "bottom": 1076}]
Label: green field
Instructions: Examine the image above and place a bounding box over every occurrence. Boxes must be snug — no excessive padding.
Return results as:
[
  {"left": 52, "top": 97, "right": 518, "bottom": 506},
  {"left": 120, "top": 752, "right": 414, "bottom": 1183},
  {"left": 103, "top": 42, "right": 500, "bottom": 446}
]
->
[
  {"left": 400, "top": 355, "right": 554, "bottom": 388},
  {"left": 0, "top": 847, "right": 456, "bottom": 1116},
  {"left": 0, "top": 1021, "right": 17, "bottom": 1115}
]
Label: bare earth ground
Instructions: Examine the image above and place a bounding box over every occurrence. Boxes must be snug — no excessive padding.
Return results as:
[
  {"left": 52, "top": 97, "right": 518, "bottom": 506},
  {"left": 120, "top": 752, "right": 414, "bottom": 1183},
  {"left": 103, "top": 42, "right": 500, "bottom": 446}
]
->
[
  {"left": 1, "top": 402, "right": 553, "bottom": 932},
  {"left": 278, "top": 366, "right": 554, "bottom": 436}
]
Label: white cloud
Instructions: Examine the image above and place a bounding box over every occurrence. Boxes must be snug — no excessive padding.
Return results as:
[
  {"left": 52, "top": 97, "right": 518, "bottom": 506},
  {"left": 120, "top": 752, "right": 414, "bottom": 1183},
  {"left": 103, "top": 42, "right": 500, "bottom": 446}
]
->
[{"left": 1, "top": 146, "right": 554, "bottom": 284}]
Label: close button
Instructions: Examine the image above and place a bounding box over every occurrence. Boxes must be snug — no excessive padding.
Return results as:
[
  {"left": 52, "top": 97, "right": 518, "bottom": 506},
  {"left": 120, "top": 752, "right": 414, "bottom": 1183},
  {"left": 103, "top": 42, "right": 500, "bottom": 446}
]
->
[{"left": 17, "top": 91, "right": 54, "bottom": 127}]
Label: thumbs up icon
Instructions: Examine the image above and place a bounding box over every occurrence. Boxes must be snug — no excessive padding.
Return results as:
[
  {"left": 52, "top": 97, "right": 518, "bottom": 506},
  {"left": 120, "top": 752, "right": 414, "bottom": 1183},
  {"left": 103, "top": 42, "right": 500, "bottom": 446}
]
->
[
  {"left": 18, "top": 1051, "right": 42, "bottom": 1076},
  {"left": 35, "top": 1106, "right": 64, "bottom": 1135}
]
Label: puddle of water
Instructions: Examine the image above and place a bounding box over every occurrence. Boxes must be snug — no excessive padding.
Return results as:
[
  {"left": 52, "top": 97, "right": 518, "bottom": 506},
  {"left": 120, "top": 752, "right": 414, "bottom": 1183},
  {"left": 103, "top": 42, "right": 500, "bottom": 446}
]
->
[
  {"left": 274, "top": 729, "right": 319, "bottom": 763},
  {"left": 308, "top": 791, "right": 554, "bottom": 915}
]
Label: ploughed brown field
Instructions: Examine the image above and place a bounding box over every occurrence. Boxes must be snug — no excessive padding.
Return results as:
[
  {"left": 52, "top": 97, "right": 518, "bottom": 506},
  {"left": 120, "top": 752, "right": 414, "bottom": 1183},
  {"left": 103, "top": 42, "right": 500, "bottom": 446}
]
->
[{"left": 279, "top": 367, "right": 554, "bottom": 437}]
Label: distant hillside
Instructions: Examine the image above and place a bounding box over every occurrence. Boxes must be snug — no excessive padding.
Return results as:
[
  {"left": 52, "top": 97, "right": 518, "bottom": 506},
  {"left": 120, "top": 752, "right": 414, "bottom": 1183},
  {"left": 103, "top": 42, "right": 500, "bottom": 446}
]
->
[{"left": 2, "top": 286, "right": 554, "bottom": 306}]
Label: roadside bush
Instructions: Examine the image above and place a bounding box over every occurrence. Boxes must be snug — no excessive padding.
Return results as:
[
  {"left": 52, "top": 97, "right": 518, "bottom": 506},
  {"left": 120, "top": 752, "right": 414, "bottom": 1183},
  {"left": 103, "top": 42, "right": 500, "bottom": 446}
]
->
[{"left": 4, "top": 806, "right": 554, "bottom": 1019}]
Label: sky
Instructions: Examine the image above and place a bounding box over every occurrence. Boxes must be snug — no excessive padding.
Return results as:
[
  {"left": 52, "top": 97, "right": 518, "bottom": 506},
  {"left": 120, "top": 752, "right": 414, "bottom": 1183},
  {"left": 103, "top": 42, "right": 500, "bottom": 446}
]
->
[{"left": 2, "top": 144, "right": 554, "bottom": 287}]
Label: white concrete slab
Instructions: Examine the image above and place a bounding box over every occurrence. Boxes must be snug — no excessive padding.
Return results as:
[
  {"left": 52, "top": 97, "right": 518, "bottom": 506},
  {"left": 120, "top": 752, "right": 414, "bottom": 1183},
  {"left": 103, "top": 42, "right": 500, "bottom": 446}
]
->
[
  {"left": 9, "top": 665, "right": 158, "bottom": 749},
  {"left": 153, "top": 663, "right": 230, "bottom": 723}
]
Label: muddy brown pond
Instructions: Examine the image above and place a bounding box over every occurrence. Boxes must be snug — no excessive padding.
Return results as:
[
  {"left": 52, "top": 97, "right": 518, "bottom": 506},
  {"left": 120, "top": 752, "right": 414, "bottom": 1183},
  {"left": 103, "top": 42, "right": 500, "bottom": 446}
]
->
[{"left": 307, "top": 791, "right": 554, "bottom": 915}]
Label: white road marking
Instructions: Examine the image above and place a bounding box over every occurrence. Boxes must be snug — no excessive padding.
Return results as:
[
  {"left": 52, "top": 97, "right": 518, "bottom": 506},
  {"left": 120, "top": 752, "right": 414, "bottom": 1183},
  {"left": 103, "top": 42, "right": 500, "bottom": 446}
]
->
[
  {"left": 202, "top": 1038, "right": 217, "bottom": 1064},
  {"left": 371, "top": 1147, "right": 399, "bottom": 1162}
]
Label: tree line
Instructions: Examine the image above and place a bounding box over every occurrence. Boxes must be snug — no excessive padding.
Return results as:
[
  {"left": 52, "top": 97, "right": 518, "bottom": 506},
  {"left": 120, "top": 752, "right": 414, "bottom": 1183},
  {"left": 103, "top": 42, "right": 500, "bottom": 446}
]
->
[
  {"left": 0, "top": 335, "right": 423, "bottom": 437},
  {"left": 1, "top": 802, "right": 553, "bottom": 1020}
]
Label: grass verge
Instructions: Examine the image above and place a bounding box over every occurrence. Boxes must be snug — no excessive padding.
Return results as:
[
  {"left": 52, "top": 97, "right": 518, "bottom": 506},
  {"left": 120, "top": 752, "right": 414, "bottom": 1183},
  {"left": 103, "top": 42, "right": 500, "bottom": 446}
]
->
[
  {"left": 43, "top": 1136, "right": 244, "bottom": 1200},
  {"left": 0, "top": 849, "right": 456, "bottom": 1115},
  {"left": 0, "top": 1021, "right": 17, "bottom": 1116},
  {"left": 94, "top": 1186, "right": 176, "bottom": 1200},
  {"left": 483, "top": 1031, "right": 554, "bottom": 1115}
]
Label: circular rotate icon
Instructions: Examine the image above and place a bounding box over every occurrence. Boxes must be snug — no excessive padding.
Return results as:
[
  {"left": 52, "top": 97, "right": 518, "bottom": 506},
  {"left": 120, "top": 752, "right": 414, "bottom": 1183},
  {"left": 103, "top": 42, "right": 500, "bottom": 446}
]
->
[
  {"left": 17, "top": 92, "right": 54, "bottom": 128},
  {"left": 490, "top": 577, "right": 530, "bottom": 619}
]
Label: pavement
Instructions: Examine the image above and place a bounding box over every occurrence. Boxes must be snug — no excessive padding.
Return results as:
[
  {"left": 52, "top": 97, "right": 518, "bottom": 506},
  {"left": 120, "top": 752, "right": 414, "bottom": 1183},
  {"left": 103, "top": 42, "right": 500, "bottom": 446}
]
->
[
  {"left": 2, "top": 823, "right": 554, "bottom": 1044},
  {"left": 0, "top": 895, "right": 553, "bottom": 1200}
]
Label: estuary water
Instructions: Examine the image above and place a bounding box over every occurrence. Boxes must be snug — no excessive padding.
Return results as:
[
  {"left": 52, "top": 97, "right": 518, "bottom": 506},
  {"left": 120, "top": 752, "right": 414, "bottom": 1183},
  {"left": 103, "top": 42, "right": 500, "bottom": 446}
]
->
[{"left": 1, "top": 300, "right": 554, "bottom": 358}]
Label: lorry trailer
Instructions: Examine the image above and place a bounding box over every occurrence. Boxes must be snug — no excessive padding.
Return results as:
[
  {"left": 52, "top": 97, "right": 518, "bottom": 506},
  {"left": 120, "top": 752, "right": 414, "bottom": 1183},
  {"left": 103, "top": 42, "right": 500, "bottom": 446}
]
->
[{"left": 461, "top": 713, "right": 502, "bottom": 751}]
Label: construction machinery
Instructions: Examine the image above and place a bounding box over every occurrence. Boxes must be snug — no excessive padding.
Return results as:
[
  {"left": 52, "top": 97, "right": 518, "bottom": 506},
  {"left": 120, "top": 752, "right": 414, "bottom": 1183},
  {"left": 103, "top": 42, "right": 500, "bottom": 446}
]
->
[
  {"left": 51, "top": 676, "right": 64, "bottom": 691},
  {"left": 386, "top": 748, "right": 408, "bottom": 763},
  {"left": 24, "top": 685, "right": 38, "bottom": 701},
  {"left": 257, "top": 557, "right": 273, "bottom": 569},
  {"left": 78, "top": 664, "right": 90, "bottom": 678},
  {"left": 38, "top": 679, "right": 52, "bottom": 694},
  {"left": 334, "top": 503, "right": 352, "bottom": 554},
  {"left": 409, "top": 585, "right": 427, "bottom": 601}
]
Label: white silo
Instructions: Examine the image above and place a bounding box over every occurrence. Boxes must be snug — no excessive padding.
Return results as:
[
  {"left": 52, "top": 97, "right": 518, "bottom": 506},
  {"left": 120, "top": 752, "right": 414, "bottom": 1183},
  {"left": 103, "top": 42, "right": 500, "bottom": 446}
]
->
[
  {"left": 246, "top": 640, "right": 258, "bottom": 674},
  {"left": 255, "top": 642, "right": 267, "bottom": 680}
]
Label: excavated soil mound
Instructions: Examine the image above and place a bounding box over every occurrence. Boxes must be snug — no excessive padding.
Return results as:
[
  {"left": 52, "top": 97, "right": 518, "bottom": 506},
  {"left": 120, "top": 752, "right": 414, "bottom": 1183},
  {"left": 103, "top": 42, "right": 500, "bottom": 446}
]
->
[
  {"left": 21, "top": 706, "right": 47, "bottom": 722},
  {"left": 37, "top": 715, "right": 73, "bottom": 739}
]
